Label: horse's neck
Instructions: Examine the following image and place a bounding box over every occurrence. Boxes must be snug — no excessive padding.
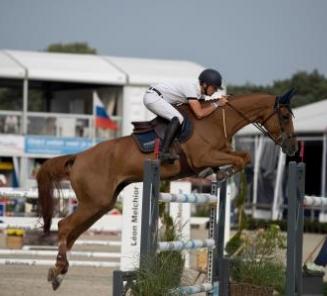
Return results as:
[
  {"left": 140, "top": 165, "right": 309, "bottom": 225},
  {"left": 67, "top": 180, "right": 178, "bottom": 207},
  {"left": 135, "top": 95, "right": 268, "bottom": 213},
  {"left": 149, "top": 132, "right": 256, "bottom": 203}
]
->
[{"left": 227, "top": 95, "right": 274, "bottom": 136}]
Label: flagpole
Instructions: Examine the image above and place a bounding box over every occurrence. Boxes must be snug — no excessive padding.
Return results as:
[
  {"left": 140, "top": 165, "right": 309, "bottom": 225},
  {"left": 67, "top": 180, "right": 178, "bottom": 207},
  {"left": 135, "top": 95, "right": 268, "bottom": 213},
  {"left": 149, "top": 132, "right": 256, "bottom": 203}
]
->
[{"left": 92, "top": 90, "right": 96, "bottom": 145}]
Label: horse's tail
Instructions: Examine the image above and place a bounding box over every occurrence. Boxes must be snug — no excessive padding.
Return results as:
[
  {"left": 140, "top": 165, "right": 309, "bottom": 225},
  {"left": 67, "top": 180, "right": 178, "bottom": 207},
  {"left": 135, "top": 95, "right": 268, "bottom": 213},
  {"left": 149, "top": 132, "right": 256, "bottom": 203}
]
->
[{"left": 36, "top": 154, "right": 76, "bottom": 234}]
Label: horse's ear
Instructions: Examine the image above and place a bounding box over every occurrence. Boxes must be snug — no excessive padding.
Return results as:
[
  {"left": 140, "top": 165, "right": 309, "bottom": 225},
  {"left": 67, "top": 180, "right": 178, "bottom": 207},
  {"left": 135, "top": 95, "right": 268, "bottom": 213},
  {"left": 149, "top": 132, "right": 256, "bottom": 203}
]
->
[{"left": 277, "top": 88, "right": 296, "bottom": 105}]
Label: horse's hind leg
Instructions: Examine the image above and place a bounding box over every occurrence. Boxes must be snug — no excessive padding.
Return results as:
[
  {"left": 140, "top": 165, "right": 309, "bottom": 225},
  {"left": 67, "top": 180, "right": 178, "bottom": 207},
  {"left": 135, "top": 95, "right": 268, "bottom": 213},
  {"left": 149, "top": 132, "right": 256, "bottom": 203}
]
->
[
  {"left": 66, "top": 206, "right": 109, "bottom": 250},
  {"left": 64, "top": 183, "right": 123, "bottom": 250},
  {"left": 48, "top": 203, "right": 104, "bottom": 290}
]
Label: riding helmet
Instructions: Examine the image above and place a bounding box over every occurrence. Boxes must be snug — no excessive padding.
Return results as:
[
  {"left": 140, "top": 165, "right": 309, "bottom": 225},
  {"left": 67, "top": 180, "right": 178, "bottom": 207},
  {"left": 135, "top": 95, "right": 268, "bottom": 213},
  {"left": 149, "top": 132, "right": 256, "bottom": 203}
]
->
[{"left": 199, "top": 69, "right": 223, "bottom": 89}]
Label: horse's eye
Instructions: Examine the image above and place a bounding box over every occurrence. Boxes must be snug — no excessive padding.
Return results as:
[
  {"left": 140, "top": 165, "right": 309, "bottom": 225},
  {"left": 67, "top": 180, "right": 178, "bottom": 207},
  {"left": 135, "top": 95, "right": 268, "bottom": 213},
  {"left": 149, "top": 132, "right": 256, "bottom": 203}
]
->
[{"left": 282, "top": 115, "right": 290, "bottom": 121}]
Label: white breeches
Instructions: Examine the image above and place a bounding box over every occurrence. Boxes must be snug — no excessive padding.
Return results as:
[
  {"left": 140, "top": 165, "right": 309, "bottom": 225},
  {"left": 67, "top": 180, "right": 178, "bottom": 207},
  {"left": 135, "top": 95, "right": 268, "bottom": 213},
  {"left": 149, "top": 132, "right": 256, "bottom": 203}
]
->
[{"left": 143, "top": 90, "right": 184, "bottom": 124}]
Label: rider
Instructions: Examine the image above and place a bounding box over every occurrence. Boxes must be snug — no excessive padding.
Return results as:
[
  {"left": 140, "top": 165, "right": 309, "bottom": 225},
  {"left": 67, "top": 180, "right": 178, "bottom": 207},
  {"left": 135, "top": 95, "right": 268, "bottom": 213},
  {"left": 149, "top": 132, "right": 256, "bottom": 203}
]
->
[{"left": 143, "top": 68, "right": 228, "bottom": 163}]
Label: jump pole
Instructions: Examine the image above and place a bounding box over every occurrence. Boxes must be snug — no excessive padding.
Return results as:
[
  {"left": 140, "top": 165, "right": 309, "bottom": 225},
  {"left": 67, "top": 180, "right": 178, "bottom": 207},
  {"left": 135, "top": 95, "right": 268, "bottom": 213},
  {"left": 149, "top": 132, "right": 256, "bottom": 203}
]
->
[{"left": 286, "top": 161, "right": 305, "bottom": 296}]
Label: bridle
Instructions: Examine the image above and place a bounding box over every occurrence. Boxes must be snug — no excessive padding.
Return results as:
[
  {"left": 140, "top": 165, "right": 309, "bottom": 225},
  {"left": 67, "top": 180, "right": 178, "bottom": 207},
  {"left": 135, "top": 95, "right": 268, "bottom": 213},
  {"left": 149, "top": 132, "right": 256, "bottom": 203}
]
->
[{"left": 225, "top": 98, "right": 294, "bottom": 147}]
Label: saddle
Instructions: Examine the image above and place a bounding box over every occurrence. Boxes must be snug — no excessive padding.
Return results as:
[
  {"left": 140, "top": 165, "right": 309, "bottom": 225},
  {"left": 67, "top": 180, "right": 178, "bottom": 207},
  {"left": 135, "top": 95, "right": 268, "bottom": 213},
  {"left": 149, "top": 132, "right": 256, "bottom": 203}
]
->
[{"left": 132, "top": 113, "right": 192, "bottom": 153}]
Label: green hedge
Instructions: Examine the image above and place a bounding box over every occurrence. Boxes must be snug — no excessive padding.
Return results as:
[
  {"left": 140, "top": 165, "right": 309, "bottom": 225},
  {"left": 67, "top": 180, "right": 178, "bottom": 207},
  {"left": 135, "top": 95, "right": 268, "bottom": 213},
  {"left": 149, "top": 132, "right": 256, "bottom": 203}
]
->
[{"left": 245, "top": 218, "right": 327, "bottom": 234}]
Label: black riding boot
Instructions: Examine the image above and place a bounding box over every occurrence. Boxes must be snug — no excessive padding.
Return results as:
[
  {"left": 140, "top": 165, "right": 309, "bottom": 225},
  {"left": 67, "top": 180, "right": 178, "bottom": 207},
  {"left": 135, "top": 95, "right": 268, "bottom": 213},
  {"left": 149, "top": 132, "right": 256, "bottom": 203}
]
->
[{"left": 160, "top": 117, "right": 181, "bottom": 164}]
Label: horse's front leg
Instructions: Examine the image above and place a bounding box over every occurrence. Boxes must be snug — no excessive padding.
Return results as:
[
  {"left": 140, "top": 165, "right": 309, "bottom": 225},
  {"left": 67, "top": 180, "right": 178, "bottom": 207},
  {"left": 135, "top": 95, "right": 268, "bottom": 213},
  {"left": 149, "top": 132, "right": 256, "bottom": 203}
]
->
[
  {"left": 225, "top": 150, "right": 251, "bottom": 166},
  {"left": 195, "top": 149, "right": 247, "bottom": 171},
  {"left": 193, "top": 150, "right": 245, "bottom": 180},
  {"left": 205, "top": 150, "right": 248, "bottom": 179}
]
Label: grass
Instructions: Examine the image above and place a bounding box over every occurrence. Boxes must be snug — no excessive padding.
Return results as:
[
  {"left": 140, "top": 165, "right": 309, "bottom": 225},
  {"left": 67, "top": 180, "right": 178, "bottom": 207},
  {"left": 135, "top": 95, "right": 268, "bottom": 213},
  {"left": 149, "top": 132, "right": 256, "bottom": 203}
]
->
[
  {"left": 323, "top": 282, "right": 327, "bottom": 295},
  {"left": 129, "top": 250, "right": 184, "bottom": 296},
  {"left": 129, "top": 201, "right": 185, "bottom": 296}
]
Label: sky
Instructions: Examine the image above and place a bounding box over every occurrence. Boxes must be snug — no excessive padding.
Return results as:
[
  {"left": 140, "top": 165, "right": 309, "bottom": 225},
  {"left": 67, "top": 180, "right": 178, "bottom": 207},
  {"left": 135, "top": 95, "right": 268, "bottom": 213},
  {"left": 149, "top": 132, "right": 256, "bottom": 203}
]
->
[{"left": 0, "top": 0, "right": 326, "bottom": 85}]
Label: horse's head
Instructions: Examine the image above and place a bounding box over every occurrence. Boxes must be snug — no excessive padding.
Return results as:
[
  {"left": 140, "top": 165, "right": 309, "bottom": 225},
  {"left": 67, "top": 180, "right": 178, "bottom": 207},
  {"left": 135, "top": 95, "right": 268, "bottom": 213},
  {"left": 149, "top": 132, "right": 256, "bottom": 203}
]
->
[{"left": 261, "top": 89, "right": 298, "bottom": 156}]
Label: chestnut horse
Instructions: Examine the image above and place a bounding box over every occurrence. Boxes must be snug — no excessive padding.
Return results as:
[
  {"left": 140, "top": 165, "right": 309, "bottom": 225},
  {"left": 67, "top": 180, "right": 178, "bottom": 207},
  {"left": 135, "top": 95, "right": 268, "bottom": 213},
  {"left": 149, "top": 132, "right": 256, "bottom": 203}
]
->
[{"left": 37, "top": 90, "right": 297, "bottom": 290}]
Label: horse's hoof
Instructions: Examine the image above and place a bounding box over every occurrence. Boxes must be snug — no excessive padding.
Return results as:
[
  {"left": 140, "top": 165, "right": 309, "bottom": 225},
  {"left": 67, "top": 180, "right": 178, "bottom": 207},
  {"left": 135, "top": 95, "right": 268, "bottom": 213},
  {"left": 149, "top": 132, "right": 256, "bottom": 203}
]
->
[
  {"left": 216, "top": 171, "right": 226, "bottom": 180},
  {"left": 226, "top": 168, "right": 233, "bottom": 177},
  {"left": 198, "top": 167, "right": 214, "bottom": 178},
  {"left": 47, "top": 268, "right": 64, "bottom": 290}
]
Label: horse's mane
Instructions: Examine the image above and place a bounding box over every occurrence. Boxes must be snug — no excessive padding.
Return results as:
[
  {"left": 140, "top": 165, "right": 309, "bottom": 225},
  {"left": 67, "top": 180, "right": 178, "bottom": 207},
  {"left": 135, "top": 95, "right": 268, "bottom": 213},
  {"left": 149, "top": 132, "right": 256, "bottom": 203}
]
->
[
  {"left": 227, "top": 93, "right": 273, "bottom": 101},
  {"left": 176, "top": 93, "right": 274, "bottom": 116}
]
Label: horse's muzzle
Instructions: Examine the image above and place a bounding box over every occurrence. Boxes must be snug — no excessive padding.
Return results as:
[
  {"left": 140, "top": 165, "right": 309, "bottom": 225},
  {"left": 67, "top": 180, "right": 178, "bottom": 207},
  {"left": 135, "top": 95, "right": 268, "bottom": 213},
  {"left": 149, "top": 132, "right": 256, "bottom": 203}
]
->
[{"left": 281, "top": 134, "right": 298, "bottom": 156}]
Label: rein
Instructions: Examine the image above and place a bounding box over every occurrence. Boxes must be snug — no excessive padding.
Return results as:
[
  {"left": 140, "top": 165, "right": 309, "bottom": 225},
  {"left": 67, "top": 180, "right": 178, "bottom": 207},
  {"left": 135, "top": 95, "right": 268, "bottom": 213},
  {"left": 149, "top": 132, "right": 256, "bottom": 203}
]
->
[{"left": 224, "top": 101, "right": 281, "bottom": 144}]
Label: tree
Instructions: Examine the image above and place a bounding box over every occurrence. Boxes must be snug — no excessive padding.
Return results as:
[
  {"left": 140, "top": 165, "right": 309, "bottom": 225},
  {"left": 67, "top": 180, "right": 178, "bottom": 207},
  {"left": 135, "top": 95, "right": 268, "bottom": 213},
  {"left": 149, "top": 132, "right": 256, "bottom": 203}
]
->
[
  {"left": 45, "top": 42, "right": 97, "bottom": 54},
  {"left": 228, "top": 70, "right": 327, "bottom": 108}
]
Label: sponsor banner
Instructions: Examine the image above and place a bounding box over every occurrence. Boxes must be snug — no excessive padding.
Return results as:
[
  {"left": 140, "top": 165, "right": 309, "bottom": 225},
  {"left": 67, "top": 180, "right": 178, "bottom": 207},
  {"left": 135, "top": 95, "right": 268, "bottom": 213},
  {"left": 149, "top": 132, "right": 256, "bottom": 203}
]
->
[
  {"left": 25, "top": 136, "right": 93, "bottom": 155},
  {"left": 0, "top": 202, "right": 6, "bottom": 217},
  {"left": 0, "top": 135, "right": 24, "bottom": 156},
  {"left": 120, "top": 182, "right": 143, "bottom": 271},
  {"left": 0, "top": 203, "right": 5, "bottom": 216}
]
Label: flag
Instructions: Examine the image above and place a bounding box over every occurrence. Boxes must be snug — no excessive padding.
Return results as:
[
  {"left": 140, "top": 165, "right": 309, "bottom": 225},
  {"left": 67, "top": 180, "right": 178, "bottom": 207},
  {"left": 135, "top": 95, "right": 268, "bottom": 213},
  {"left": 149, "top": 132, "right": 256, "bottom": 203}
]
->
[{"left": 93, "top": 92, "right": 118, "bottom": 130}]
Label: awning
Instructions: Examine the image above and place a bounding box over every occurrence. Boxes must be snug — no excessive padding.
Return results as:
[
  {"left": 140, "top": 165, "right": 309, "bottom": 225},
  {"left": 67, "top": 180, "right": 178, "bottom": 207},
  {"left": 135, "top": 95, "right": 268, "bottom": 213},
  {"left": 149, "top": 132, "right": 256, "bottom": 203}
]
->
[
  {"left": 4, "top": 50, "right": 126, "bottom": 85},
  {"left": 0, "top": 51, "right": 25, "bottom": 79},
  {"left": 107, "top": 56, "right": 204, "bottom": 85}
]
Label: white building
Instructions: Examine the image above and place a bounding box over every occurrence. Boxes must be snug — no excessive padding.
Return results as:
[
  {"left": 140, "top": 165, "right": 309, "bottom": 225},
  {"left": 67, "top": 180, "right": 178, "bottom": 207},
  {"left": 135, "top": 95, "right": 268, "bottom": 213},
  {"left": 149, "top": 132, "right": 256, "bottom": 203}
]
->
[{"left": 0, "top": 50, "right": 205, "bottom": 187}]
